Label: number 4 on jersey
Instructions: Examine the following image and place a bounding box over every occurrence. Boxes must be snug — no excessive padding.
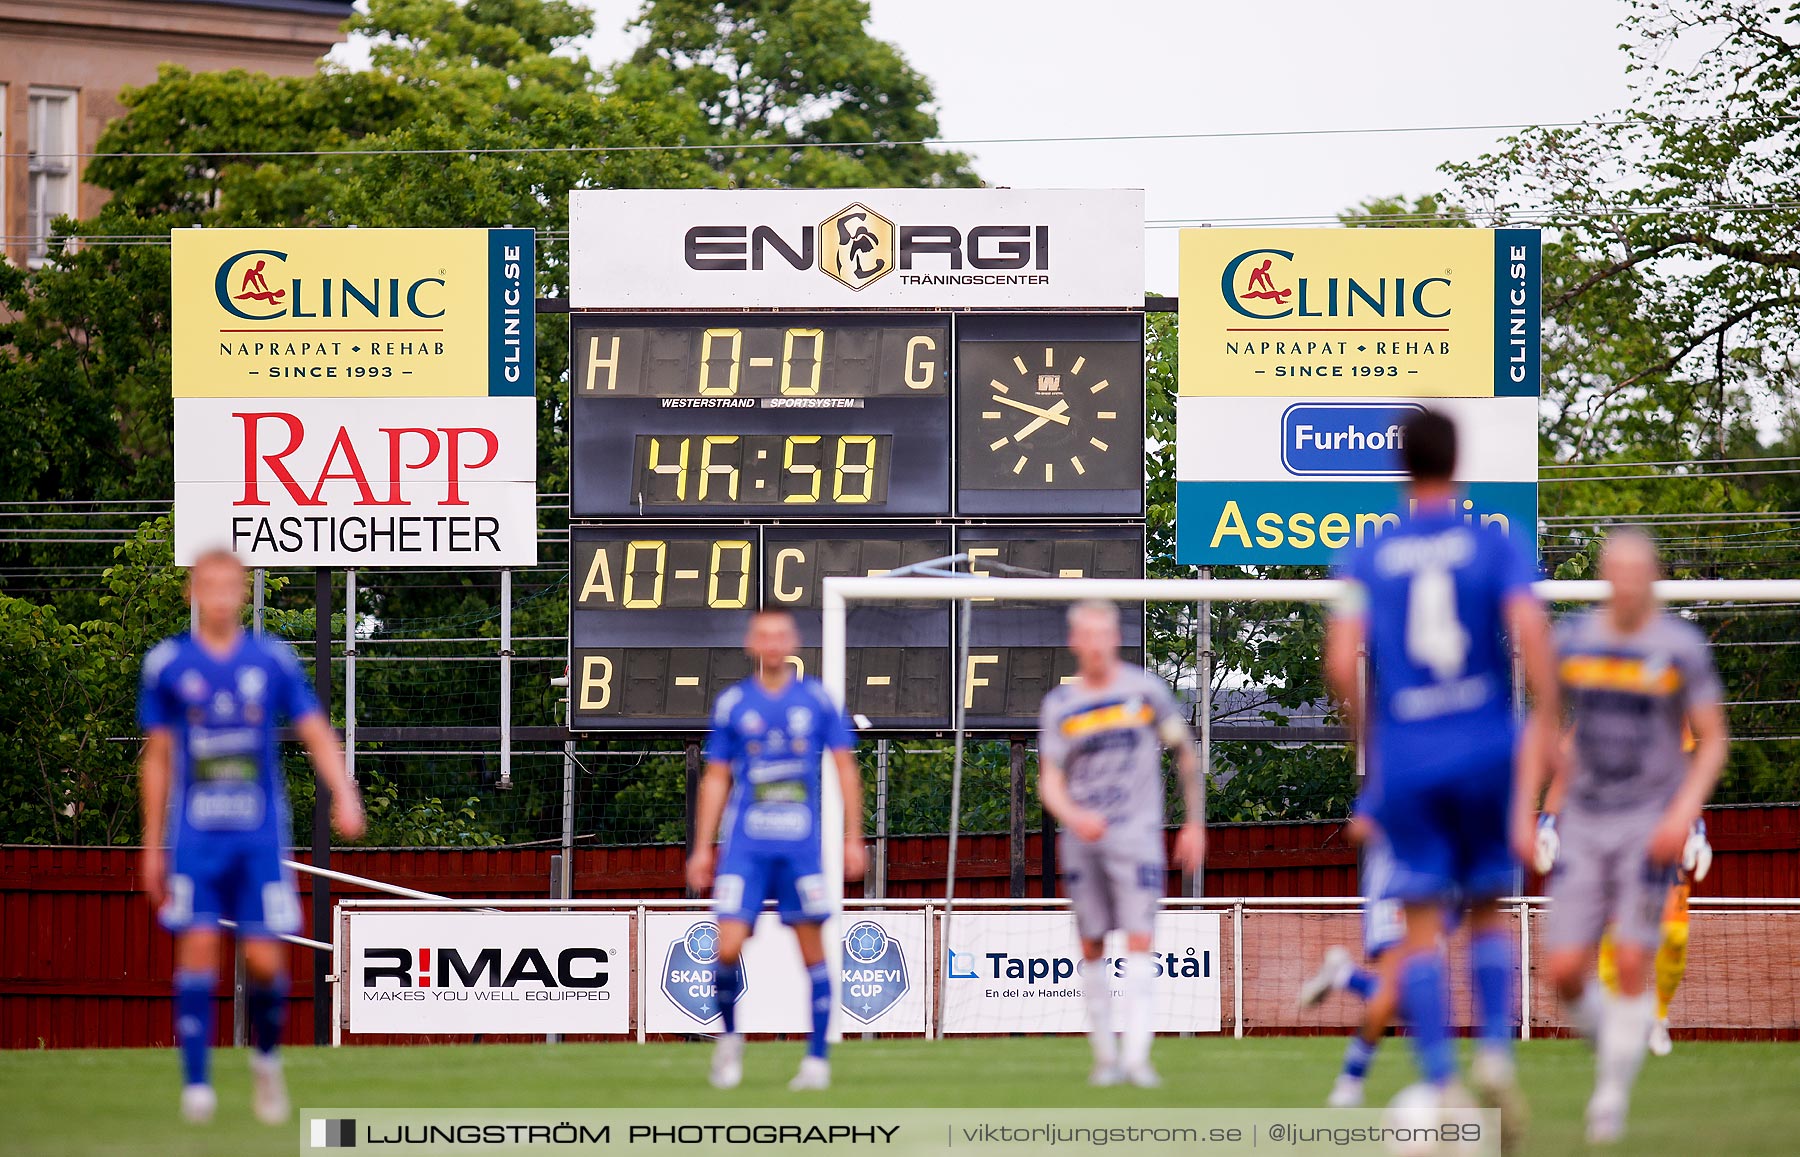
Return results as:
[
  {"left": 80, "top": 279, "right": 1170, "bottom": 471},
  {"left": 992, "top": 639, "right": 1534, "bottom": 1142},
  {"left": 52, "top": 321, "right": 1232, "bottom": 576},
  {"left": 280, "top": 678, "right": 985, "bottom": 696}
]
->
[{"left": 1406, "top": 566, "right": 1470, "bottom": 681}]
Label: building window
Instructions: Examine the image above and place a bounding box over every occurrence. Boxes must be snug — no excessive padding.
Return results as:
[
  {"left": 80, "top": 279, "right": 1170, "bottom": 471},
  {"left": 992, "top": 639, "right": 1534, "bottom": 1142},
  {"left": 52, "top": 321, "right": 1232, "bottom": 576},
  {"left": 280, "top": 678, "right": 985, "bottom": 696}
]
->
[{"left": 28, "top": 88, "right": 78, "bottom": 265}]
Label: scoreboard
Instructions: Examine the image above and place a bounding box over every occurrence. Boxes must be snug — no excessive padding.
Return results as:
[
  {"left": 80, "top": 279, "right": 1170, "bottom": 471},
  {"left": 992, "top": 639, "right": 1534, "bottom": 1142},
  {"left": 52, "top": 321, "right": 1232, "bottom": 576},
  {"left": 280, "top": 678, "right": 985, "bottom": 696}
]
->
[{"left": 566, "top": 189, "right": 1146, "bottom": 733}]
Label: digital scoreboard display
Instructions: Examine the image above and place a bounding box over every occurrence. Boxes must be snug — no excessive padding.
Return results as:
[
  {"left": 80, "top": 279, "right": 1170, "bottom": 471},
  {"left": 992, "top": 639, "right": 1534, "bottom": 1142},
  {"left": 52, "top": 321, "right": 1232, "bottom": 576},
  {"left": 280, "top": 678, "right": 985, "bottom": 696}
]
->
[
  {"left": 569, "top": 310, "right": 1148, "bottom": 732},
  {"left": 571, "top": 316, "right": 951, "bottom": 518}
]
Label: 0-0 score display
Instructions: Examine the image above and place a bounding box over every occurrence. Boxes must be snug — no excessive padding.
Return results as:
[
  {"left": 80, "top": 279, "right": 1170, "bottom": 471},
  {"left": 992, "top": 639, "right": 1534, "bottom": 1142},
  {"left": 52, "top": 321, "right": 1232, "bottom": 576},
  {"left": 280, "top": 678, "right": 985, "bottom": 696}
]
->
[{"left": 570, "top": 315, "right": 951, "bottom": 518}]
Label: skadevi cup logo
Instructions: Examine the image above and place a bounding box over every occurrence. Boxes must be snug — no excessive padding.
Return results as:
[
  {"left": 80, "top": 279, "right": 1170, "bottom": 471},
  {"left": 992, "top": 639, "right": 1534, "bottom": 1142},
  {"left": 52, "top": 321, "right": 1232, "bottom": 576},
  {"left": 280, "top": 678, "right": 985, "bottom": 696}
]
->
[
  {"left": 1219, "top": 247, "right": 1453, "bottom": 322},
  {"left": 210, "top": 247, "right": 448, "bottom": 323},
  {"left": 663, "top": 920, "right": 743, "bottom": 1025},
  {"left": 840, "top": 920, "right": 908, "bottom": 1024}
]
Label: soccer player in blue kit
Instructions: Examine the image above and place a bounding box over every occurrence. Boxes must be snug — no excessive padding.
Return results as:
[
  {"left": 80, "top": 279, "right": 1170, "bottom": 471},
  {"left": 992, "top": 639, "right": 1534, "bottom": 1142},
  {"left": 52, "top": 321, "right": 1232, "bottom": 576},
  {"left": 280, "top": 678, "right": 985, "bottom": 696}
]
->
[
  {"left": 1324, "top": 410, "right": 1561, "bottom": 1137},
  {"left": 686, "top": 608, "right": 866, "bottom": 1092},
  {"left": 138, "top": 549, "right": 364, "bottom": 1125}
]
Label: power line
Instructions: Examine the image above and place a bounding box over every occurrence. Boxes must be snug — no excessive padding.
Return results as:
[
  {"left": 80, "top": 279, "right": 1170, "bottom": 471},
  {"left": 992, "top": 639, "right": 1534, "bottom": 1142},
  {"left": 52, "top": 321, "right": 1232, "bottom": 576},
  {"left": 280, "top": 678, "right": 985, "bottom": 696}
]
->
[{"left": 7, "top": 112, "right": 1797, "bottom": 163}]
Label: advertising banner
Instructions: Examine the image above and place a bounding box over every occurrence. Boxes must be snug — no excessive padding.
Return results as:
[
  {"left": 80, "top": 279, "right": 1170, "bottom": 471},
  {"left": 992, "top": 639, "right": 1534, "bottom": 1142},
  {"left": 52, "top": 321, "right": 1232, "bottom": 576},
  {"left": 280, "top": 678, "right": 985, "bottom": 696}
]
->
[
  {"left": 569, "top": 189, "right": 1143, "bottom": 310},
  {"left": 170, "top": 228, "right": 536, "bottom": 566},
  {"left": 643, "top": 911, "right": 928, "bottom": 1035},
  {"left": 939, "top": 911, "right": 1221, "bottom": 1035},
  {"left": 1175, "top": 228, "right": 1539, "bottom": 565},
  {"left": 346, "top": 912, "right": 629, "bottom": 1035}
]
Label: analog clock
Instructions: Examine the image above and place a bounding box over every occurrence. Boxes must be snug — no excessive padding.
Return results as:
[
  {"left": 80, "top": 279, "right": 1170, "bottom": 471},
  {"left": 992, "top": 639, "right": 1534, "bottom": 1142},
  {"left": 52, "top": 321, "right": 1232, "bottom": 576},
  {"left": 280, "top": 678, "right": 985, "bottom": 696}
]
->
[{"left": 955, "top": 314, "right": 1144, "bottom": 515}]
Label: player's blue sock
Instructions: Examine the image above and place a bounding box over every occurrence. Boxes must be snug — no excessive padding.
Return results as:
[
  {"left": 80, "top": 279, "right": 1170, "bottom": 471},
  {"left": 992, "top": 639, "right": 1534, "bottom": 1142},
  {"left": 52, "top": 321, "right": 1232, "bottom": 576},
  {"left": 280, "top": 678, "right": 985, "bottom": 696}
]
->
[
  {"left": 1345, "top": 967, "right": 1378, "bottom": 1001},
  {"left": 247, "top": 974, "right": 288, "bottom": 1056},
  {"left": 1398, "top": 950, "right": 1454, "bottom": 1086},
  {"left": 173, "top": 969, "right": 215, "bottom": 1087},
  {"left": 806, "top": 961, "right": 831, "bottom": 1060},
  {"left": 715, "top": 962, "right": 742, "bottom": 1035},
  {"left": 1470, "top": 928, "right": 1514, "bottom": 1051},
  {"left": 1342, "top": 1035, "right": 1378, "bottom": 1079}
]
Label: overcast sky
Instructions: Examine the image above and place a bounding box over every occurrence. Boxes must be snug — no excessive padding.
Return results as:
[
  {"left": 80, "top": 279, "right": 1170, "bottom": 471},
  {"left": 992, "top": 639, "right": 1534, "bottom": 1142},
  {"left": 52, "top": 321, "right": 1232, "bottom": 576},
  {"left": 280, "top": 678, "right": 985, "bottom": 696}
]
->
[
  {"left": 342, "top": 2, "right": 1642, "bottom": 289},
  {"left": 570, "top": 0, "right": 1640, "bottom": 289}
]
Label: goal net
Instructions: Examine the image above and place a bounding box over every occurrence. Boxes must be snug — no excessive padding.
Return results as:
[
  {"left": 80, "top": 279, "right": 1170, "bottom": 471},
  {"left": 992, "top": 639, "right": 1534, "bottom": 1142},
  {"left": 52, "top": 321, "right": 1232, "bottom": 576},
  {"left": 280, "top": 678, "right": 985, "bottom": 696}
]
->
[{"left": 819, "top": 575, "right": 1800, "bottom": 1039}]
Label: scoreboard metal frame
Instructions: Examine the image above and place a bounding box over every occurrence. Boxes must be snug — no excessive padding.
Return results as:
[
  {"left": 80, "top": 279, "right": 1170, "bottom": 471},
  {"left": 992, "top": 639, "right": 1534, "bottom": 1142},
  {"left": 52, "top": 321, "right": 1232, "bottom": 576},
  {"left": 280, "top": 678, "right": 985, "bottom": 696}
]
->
[{"left": 568, "top": 309, "right": 1146, "bottom": 733}]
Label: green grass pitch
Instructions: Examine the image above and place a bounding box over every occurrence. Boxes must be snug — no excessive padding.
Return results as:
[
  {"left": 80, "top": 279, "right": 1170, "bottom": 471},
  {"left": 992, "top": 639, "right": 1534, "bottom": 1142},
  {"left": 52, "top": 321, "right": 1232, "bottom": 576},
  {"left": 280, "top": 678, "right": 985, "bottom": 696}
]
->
[{"left": 3, "top": 1037, "right": 1797, "bottom": 1156}]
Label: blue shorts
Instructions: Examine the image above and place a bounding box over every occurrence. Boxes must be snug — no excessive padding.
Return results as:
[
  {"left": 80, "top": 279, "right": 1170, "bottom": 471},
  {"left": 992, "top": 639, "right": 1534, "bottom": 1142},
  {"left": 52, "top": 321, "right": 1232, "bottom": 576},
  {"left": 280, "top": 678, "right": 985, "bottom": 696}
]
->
[
  {"left": 161, "top": 834, "right": 300, "bottom": 939},
  {"left": 1370, "top": 754, "right": 1518, "bottom": 906},
  {"left": 1361, "top": 835, "right": 1406, "bottom": 958},
  {"left": 714, "top": 843, "right": 829, "bottom": 927}
]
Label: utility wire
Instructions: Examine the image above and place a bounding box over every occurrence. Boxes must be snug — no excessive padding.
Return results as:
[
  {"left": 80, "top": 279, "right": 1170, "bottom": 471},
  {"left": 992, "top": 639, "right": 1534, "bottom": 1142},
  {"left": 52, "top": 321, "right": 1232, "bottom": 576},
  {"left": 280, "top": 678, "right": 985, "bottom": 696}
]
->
[{"left": 10, "top": 110, "right": 1800, "bottom": 163}]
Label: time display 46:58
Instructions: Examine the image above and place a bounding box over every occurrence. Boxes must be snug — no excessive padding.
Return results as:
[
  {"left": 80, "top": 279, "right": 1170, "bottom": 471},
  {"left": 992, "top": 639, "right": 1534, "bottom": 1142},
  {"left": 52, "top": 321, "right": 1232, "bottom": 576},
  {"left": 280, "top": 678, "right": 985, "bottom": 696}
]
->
[{"left": 633, "top": 434, "right": 891, "bottom": 507}]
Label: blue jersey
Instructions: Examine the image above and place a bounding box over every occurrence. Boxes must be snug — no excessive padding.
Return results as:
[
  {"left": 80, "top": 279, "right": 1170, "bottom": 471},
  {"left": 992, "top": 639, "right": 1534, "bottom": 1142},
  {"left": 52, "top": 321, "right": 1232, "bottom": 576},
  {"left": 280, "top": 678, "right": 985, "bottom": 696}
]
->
[
  {"left": 138, "top": 631, "right": 320, "bottom": 846},
  {"left": 1335, "top": 507, "right": 1538, "bottom": 780},
  {"left": 705, "top": 675, "right": 854, "bottom": 854}
]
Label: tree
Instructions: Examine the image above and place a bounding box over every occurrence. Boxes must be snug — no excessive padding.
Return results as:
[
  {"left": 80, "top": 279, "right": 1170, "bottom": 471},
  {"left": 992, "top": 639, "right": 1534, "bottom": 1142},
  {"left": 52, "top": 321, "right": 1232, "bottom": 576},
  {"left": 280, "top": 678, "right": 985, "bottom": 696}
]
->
[
  {"left": 0, "top": 0, "right": 994, "bottom": 842},
  {"left": 1437, "top": 0, "right": 1800, "bottom": 803},
  {"left": 623, "top": 0, "right": 979, "bottom": 188}
]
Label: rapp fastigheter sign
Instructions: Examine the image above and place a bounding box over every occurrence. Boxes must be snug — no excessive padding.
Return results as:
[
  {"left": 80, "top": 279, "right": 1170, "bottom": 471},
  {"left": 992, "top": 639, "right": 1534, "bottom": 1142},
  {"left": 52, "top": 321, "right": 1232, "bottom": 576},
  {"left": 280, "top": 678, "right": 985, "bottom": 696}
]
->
[{"left": 170, "top": 228, "right": 537, "bottom": 566}]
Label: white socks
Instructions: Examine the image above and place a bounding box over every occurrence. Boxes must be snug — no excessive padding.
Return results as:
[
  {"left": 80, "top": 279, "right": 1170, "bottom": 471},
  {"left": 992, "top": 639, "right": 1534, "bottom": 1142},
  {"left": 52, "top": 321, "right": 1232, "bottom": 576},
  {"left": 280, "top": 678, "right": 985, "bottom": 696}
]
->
[
  {"left": 1596, "top": 989, "right": 1654, "bottom": 1105},
  {"left": 1570, "top": 982, "right": 1605, "bottom": 1040},
  {"left": 1120, "top": 951, "right": 1156, "bottom": 1068},
  {"left": 1084, "top": 966, "right": 1118, "bottom": 1067}
]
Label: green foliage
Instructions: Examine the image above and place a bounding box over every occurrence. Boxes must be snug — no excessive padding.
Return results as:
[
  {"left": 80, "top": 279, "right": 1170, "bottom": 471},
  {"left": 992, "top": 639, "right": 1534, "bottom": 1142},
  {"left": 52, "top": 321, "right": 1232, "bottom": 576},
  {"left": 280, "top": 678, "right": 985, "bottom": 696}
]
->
[
  {"left": 358, "top": 771, "right": 507, "bottom": 847},
  {"left": 0, "top": 0, "right": 997, "bottom": 845},
  {"left": 0, "top": 520, "right": 186, "bottom": 843},
  {"left": 623, "top": 0, "right": 978, "bottom": 188}
]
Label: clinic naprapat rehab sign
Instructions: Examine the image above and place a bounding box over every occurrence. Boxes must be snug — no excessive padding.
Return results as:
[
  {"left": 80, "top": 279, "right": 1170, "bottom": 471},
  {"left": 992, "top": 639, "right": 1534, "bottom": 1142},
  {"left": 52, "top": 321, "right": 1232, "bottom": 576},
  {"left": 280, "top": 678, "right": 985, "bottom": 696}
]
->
[
  {"left": 171, "top": 228, "right": 537, "bottom": 566},
  {"left": 1175, "top": 228, "right": 1539, "bottom": 565}
]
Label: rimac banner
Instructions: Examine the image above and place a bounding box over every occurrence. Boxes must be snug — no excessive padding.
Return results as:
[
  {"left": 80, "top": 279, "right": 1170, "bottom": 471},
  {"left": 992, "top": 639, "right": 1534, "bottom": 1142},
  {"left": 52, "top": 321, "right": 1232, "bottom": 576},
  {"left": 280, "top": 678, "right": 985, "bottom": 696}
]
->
[
  {"left": 1174, "top": 228, "right": 1539, "bottom": 565},
  {"left": 568, "top": 189, "right": 1144, "bottom": 309},
  {"left": 170, "top": 228, "right": 537, "bottom": 566},
  {"left": 642, "top": 911, "right": 928, "bottom": 1035},
  {"left": 938, "top": 911, "right": 1221, "bottom": 1035},
  {"left": 346, "top": 912, "right": 630, "bottom": 1035}
]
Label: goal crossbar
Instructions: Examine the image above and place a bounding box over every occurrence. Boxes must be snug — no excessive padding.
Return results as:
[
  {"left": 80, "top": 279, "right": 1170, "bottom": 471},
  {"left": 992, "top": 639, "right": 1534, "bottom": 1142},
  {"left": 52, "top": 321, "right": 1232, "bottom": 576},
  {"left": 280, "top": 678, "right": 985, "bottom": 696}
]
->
[{"left": 814, "top": 573, "right": 1800, "bottom": 1040}]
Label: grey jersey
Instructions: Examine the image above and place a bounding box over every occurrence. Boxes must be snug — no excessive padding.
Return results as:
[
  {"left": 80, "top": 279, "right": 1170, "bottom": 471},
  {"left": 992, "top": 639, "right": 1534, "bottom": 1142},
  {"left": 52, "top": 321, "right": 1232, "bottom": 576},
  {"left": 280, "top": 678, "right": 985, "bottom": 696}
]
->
[
  {"left": 1558, "top": 609, "right": 1721, "bottom": 823},
  {"left": 1038, "top": 663, "right": 1190, "bottom": 836}
]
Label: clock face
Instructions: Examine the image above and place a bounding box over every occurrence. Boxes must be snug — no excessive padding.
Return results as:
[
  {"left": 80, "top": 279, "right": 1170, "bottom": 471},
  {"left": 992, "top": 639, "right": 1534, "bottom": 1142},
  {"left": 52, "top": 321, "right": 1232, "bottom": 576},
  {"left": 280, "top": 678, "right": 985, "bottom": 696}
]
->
[{"left": 955, "top": 319, "right": 1144, "bottom": 515}]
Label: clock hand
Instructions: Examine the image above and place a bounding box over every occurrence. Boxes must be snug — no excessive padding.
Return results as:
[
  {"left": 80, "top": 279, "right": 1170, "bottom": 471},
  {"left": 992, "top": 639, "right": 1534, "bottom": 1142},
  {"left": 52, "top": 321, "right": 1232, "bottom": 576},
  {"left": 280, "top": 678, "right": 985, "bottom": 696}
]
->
[
  {"left": 991, "top": 393, "right": 1072, "bottom": 426},
  {"left": 1010, "top": 398, "right": 1071, "bottom": 443}
]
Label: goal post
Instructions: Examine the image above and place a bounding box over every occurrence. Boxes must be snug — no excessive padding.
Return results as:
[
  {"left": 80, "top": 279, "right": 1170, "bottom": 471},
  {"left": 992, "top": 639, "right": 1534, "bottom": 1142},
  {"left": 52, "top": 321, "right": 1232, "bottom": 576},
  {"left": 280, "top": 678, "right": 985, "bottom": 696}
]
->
[{"left": 818, "top": 574, "right": 1800, "bottom": 1039}]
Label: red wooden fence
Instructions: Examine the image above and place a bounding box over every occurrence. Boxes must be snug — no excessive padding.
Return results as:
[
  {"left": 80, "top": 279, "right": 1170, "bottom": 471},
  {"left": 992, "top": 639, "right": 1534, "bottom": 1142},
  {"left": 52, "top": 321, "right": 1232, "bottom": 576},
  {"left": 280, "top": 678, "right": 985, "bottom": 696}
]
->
[{"left": 4, "top": 806, "right": 1797, "bottom": 1049}]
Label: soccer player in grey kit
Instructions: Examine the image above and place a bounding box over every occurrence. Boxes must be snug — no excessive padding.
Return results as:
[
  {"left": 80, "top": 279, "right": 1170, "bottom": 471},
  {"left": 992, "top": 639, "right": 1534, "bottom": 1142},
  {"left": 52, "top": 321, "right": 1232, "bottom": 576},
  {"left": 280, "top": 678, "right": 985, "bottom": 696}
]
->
[
  {"left": 1038, "top": 600, "right": 1205, "bottom": 1088},
  {"left": 1515, "top": 528, "right": 1729, "bottom": 1144}
]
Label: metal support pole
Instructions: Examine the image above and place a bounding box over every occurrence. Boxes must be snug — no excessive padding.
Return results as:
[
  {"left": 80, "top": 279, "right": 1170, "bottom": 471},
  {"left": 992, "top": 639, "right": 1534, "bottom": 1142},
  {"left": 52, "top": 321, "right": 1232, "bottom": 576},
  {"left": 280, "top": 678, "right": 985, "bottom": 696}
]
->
[
  {"left": 559, "top": 671, "right": 575, "bottom": 901},
  {"left": 1354, "top": 648, "right": 1368, "bottom": 784},
  {"left": 311, "top": 567, "right": 333, "bottom": 1046},
  {"left": 1232, "top": 900, "right": 1245, "bottom": 1039},
  {"left": 546, "top": 854, "right": 564, "bottom": 1045},
  {"left": 873, "top": 738, "right": 890, "bottom": 899},
  {"left": 683, "top": 739, "right": 702, "bottom": 897},
  {"left": 499, "top": 569, "right": 513, "bottom": 790},
  {"left": 1041, "top": 808, "right": 1056, "bottom": 898},
  {"left": 1008, "top": 738, "right": 1027, "bottom": 899},
  {"left": 821, "top": 586, "right": 848, "bottom": 1045},
  {"left": 344, "top": 569, "right": 356, "bottom": 785},
  {"left": 1518, "top": 899, "right": 1532, "bottom": 1041},
  {"left": 1195, "top": 565, "right": 1213, "bottom": 898}
]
